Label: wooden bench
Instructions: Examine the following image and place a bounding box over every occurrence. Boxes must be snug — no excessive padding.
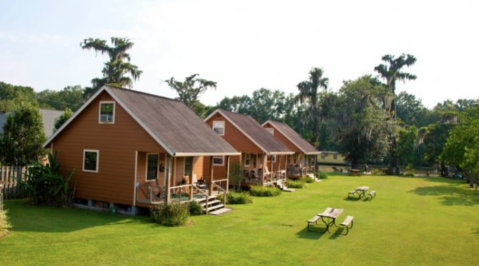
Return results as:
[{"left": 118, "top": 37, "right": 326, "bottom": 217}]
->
[
  {"left": 348, "top": 189, "right": 358, "bottom": 198},
  {"left": 340, "top": 215, "right": 354, "bottom": 235},
  {"left": 367, "top": 190, "right": 376, "bottom": 200},
  {"left": 307, "top": 215, "right": 321, "bottom": 231}
]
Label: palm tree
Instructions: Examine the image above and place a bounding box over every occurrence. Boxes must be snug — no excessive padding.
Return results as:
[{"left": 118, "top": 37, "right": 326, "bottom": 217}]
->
[
  {"left": 374, "top": 54, "right": 417, "bottom": 173},
  {"left": 295, "top": 68, "right": 329, "bottom": 147},
  {"left": 81, "top": 37, "right": 143, "bottom": 98},
  {"left": 165, "top": 74, "right": 217, "bottom": 110}
]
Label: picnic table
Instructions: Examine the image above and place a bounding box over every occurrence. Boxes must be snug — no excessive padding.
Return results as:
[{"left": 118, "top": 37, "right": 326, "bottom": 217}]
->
[
  {"left": 318, "top": 207, "right": 344, "bottom": 233},
  {"left": 348, "top": 186, "right": 369, "bottom": 199}
]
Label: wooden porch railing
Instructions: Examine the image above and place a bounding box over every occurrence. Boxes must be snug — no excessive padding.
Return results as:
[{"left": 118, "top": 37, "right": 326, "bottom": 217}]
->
[{"left": 212, "top": 178, "right": 228, "bottom": 206}]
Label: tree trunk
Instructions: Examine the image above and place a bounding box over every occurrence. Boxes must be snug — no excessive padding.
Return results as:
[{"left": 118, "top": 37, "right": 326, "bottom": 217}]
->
[{"left": 351, "top": 159, "right": 359, "bottom": 170}]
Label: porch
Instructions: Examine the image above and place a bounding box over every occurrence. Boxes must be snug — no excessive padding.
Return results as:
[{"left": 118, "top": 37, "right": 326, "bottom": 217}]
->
[{"left": 134, "top": 151, "right": 231, "bottom": 214}]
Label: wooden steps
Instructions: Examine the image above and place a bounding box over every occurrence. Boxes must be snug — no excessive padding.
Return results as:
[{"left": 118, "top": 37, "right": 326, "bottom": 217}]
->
[{"left": 194, "top": 195, "right": 229, "bottom": 215}]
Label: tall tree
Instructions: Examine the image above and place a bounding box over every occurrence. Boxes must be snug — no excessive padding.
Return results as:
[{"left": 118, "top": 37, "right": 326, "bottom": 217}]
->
[
  {"left": 0, "top": 105, "right": 46, "bottom": 166},
  {"left": 375, "top": 54, "right": 417, "bottom": 174},
  {"left": 396, "top": 92, "right": 430, "bottom": 127},
  {"left": 165, "top": 74, "right": 217, "bottom": 110},
  {"left": 53, "top": 108, "right": 73, "bottom": 132},
  {"left": 0, "top": 82, "right": 38, "bottom": 112},
  {"left": 397, "top": 126, "right": 418, "bottom": 167},
  {"left": 327, "top": 76, "right": 393, "bottom": 168},
  {"left": 295, "top": 68, "right": 329, "bottom": 147},
  {"left": 37, "top": 85, "right": 84, "bottom": 112},
  {"left": 81, "top": 37, "right": 143, "bottom": 99}
]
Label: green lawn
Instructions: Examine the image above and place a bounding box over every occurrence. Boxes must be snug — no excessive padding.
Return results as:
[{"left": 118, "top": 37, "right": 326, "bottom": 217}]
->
[{"left": 1, "top": 175, "right": 478, "bottom": 265}]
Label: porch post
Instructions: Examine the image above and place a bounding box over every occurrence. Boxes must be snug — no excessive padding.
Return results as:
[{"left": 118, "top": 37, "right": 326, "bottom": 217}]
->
[
  {"left": 165, "top": 154, "right": 171, "bottom": 204},
  {"left": 278, "top": 154, "right": 282, "bottom": 180},
  {"left": 314, "top": 154, "right": 318, "bottom": 174},
  {"left": 270, "top": 154, "right": 273, "bottom": 182},
  {"left": 261, "top": 153, "right": 265, "bottom": 186},
  {"left": 209, "top": 156, "right": 214, "bottom": 196},
  {"left": 226, "top": 156, "right": 230, "bottom": 193}
]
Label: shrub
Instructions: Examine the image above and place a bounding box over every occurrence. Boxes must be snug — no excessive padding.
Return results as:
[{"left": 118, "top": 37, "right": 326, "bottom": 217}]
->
[
  {"left": 287, "top": 179, "right": 306, "bottom": 188},
  {"left": 188, "top": 200, "right": 203, "bottom": 216},
  {"left": 0, "top": 210, "right": 12, "bottom": 238},
  {"left": 24, "top": 152, "right": 75, "bottom": 207},
  {"left": 150, "top": 200, "right": 189, "bottom": 227},
  {"left": 371, "top": 169, "right": 381, "bottom": 175},
  {"left": 225, "top": 192, "right": 252, "bottom": 204},
  {"left": 301, "top": 176, "right": 315, "bottom": 183},
  {"left": 249, "top": 186, "right": 282, "bottom": 197},
  {"left": 405, "top": 164, "right": 415, "bottom": 177},
  {"left": 317, "top": 172, "right": 328, "bottom": 179}
]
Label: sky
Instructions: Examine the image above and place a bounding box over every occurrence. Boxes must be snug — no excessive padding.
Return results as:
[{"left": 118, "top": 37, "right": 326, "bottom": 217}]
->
[{"left": 0, "top": 0, "right": 478, "bottom": 108}]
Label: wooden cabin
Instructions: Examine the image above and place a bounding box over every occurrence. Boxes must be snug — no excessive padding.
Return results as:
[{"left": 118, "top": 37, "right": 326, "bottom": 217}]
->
[
  {"left": 262, "top": 120, "right": 320, "bottom": 178},
  {"left": 43, "top": 86, "right": 239, "bottom": 215},
  {"left": 317, "top": 151, "right": 348, "bottom": 165},
  {"left": 204, "top": 109, "right": 294, "bottom": 187}
]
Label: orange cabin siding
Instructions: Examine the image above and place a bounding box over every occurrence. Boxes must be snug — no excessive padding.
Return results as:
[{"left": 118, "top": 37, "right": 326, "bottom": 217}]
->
[{"left": 52, "top": 91, "right": 168, "bottom": 205}]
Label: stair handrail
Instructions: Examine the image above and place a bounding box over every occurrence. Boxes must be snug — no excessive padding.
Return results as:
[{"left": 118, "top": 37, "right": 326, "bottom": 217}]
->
[
  {"left": 191, "top": 184, "right": 210, "bottom": 214},
  {"left": 212, "top": 181, "right": 227, "bottom": 207}
]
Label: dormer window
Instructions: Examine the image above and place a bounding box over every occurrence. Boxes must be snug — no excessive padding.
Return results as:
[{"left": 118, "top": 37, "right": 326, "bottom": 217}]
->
[
  {"left": 99, "top": 101, "right": 115, "bottom": 123},
  {"left": 212, "top": 121, "right": 225, "bottom": 136}
]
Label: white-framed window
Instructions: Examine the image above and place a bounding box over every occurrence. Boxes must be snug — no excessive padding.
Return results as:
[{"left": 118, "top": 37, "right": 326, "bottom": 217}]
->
[
  {"left": 266, "top": 128, "right": 274, "bottom": 135},
  {"left": 333, "top": 154, "right": 338, "bottom": 160},
  {"left": 83, "top": 149, "right": 99, "bottom": 173},
  {"left": 212, "top": 121, "right": 225, "bottom": 136},
  {"left": 99, "top": 101, "right": 115, "bottom": 123},
  {"left": 244, "top": 154, "right": 250, "bottom": 167},
  {"left": 267, "top": 155, "right": 276, "bottom": 163},
  {"left": 321, "top": 153, "right": 326, "bottom": 159},
  {"left": 146, "top": 154, "right": 159, "bottom": 181},
  {"left": 213, "top": 156, "right": 224, "bottom": 166}
]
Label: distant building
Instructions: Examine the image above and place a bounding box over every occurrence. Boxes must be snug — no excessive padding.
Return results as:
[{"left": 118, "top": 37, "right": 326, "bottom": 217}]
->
[
  {"left": 317, "top": 151, "right": 349, "bottom": 166},
  {"left": 0, "top": 108, "right": 62, "bottom": 137}
]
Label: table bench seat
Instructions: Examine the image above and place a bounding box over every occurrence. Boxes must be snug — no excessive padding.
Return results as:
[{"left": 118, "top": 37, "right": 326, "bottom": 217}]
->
[
  {"left": 367, "top": 190, "right": 376, "bottom": 200},
  {"left": 340, "top": 215, "right": 354, "bottom": 235},
  {"left": 307, "top": 215, "right": 321, "bottom": 231}
]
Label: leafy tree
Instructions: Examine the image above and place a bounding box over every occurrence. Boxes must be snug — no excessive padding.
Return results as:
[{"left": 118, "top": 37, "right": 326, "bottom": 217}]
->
[
  {"left": 397, "top": 126, "right": 418, "bottom": 167},
  {"left": 295, "top": 68, "right": 329, "bottom": 147},
  {"left": 422, "top": 123, "right": 455, "bottom": 175},
  {"left": 327, "top": 76, "right": 392, "bottom": 168},
  {"left": 374, "top": 54, "right": 417, "bottom": 173},
  {"left": 0, "top": 105, "right": 46, "bottom": 166},
  {"left": 165, "top": 74, "right": 217, "bottom": 110},
  {"left": 81, "top": 37, "right": 143, "bottom": 99},
  {"left": 37, "top": 85, "right": 84, "bottom": 112},
  {"left": 396, "top": 92, "right": 430, "bottom": 127},
  {"left": 0, "top": 82, "right": 38, "bottom": 112},
  {"left": 442, "top": 104, "right": 479, "bottom": 185},
  {"left": 53, "top": 108, "right": 73, "bottom": 132}
]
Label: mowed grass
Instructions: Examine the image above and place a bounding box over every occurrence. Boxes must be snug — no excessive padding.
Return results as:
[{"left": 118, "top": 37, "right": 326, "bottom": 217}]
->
[{"left": 1, "top": 175, "right": 478, "bottom": 266}]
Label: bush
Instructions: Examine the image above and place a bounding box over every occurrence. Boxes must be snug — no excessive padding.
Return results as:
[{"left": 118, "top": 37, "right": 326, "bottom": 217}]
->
[
  {"left": 225, "top": 192, "right": 252, "bottom": 204},
  {"left": 0, "top": 210, "right": 12, "bottom": 238},
  {"left": 249, "top": 186, "right": 282, "bottom": 197},
  {"left": 287, "top": 179, "right": 306, "bottom": 188},
  {"left": 405, "top": 164, "right": 415, "bottom": 177},
  {"left": 150, "top": 200, "right": 190, "bottom": 226},
  {"left": 371, "top": 169, "right": 381, "bottom": 175},
  {"left": 317, "top": 172, "right": 328, "bottom": 179},
  {"left": 188, "top": 200, "right": 203, "bottom": 216},
  {"left": 301, "top": 176, "right": 315, "bottom": 183},
  {"left": 24, "top": 152, "right": 75, "bottom": 207}
]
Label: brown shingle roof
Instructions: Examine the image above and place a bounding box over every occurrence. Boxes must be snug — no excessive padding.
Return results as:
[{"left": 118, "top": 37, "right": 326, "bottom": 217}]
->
[
  {"left": 44, "top": 86, "right": 239, "bottom": 156},
  {"left": 211, "top": 109, "right": 293, "bottom": 155},
  {"left": 264, "top": 120, "right": 320, "bottom": 155}
]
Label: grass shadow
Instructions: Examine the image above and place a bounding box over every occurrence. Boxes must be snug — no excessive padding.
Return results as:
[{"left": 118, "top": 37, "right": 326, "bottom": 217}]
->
[
  {"left": 4, "top": 199, "right": 151, "bottom": 233},
  {"left": 328, "top": 227, "right": 345, "bottom": 239},
  {"left": 343, "top": 197, "right": 360, "bottom": 202},
  {"left": 409, "top": 185, "right": 479, "bottom": 206},
  {"left": 296, "top": 226, "right": 327, "bottom": 240}
]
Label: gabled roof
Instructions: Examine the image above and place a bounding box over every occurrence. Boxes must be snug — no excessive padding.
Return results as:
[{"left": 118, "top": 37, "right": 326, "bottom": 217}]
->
[
  {"left": 262, "top": 120, "right": 321, "bottom": 155},
  {"left": 0, "top": 109, "right": 62, "bottom": 137},
  {"left": 205, "top": 109, "right": 294, "bottom": 155},
  {"left": 44, "top": 86, "right": 239, "bottom": 157}
]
